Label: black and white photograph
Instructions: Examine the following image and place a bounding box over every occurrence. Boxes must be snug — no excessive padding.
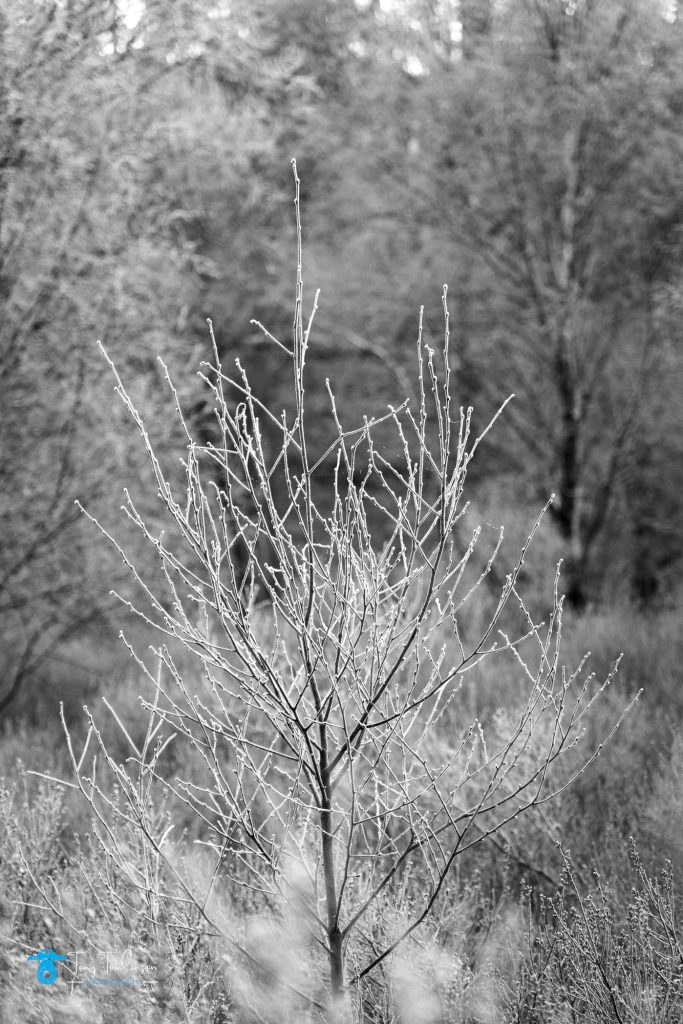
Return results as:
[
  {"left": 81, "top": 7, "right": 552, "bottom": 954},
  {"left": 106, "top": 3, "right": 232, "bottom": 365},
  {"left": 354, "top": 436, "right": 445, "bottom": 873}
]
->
[{"left": 1, "top": 1, "right": 682, "bottom": 1020}]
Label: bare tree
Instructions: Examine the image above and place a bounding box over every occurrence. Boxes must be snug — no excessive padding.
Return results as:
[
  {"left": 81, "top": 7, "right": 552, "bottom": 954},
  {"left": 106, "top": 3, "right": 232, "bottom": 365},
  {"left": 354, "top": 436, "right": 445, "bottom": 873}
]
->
[{"left": 60, "top": 164, "right": 633, "bottom": 1020}]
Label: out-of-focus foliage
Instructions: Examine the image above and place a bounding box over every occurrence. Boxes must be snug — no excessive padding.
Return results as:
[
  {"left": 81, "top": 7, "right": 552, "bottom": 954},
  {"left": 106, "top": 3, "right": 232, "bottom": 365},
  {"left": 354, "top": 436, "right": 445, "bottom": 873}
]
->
[
  {"left": 0, "top": 0, "right": 294, "bottom": 714},
  {"left": 2, "top": 0, "right": 683, "bottom": 700},
  {"left": 389, "top": 0, "right": 683, "bottom": 607}
]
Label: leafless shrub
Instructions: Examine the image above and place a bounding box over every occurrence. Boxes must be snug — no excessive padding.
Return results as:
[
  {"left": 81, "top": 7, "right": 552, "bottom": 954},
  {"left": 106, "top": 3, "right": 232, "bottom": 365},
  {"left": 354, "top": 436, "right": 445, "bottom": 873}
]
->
[{"left": 57, "top": 163, "right": 634, "bottom": 1021}]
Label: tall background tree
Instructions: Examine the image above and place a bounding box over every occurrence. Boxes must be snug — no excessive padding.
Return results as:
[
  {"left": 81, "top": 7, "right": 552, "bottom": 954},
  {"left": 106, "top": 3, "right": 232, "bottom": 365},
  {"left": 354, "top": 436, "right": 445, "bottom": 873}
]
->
[
  {"left": 410, "top": 0, "right": 683, "bottom": 606},
  {"left": 0, "top": 0, "right": 289, "bottom": 713}
]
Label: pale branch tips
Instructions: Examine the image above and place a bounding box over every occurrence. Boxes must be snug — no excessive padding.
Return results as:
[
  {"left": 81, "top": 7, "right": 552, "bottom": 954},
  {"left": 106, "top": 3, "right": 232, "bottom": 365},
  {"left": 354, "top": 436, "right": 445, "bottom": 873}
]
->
[{"left": 60, "top": 166, "right": 628, "bottom": 1018}]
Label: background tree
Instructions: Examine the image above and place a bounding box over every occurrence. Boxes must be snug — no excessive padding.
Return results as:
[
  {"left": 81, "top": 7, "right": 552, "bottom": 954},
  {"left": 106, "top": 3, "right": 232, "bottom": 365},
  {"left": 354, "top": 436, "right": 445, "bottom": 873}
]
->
[
  {"left": 0, "top": 0, "right": 281, "bottom": 714},
  {"left": 410, "top": 0, "right": 683, "bottom": 605}
]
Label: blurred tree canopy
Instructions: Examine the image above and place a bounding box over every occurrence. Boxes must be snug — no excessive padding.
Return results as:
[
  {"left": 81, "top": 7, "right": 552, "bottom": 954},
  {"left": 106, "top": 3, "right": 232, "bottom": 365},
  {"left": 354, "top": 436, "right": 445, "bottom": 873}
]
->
[{"left": 2, "top": 0, "right": 683, "bottom": 713}]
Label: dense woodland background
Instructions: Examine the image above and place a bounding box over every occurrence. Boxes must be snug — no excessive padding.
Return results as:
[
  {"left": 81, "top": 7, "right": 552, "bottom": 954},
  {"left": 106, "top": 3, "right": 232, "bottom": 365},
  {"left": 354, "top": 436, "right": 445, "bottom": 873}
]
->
[
  {"left": 3, "top": 0, "right": 683, "bottom": 706},
  {"left": 2, "top": 1, "right": 683, "bottom": 1020}
]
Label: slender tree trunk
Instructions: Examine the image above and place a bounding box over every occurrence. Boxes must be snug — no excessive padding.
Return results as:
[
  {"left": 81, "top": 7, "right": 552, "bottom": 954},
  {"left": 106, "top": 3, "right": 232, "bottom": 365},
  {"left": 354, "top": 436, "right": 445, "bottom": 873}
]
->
[
  {"left": 552, "top": 308, "right": 588, "bottom": 610},
  {"left": 320, "top": 780, "right": 344, "bottom": 1003},
  {"left": 551, "top": 124, "right": 588, "bottom": 609},
  {"left": 555, "top": 377, "right": 586, "bottom": 608}
]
